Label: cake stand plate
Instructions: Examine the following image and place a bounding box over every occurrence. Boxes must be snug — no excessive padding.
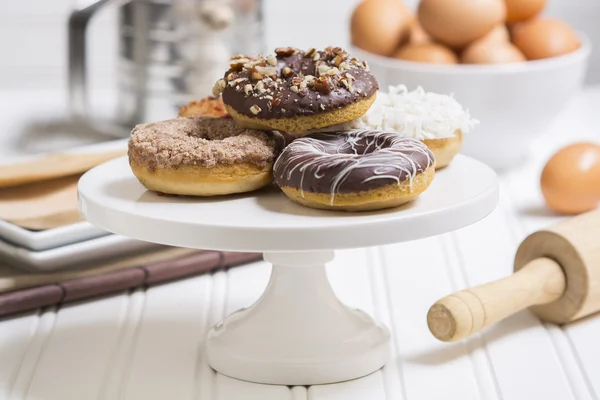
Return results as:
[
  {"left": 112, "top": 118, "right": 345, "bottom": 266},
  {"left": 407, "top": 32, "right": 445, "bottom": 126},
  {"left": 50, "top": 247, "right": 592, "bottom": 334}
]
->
[{"left": 78, "top": 155, "right": 498, "bottom": 386}]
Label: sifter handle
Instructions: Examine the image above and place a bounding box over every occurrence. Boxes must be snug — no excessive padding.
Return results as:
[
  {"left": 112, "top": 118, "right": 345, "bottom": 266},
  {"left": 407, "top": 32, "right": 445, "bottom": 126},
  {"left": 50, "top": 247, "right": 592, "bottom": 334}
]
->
[
  {"left": 68, "top": 0, "right": 120, "bottom": 123},
  {"left": 427, "top": 257, "right": 566, "bottom": 342}
]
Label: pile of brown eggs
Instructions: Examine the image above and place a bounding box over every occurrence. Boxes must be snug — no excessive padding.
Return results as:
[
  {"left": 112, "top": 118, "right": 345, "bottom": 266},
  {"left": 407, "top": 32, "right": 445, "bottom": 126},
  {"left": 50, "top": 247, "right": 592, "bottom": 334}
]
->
[{"left": 350, "top": 0, "right": 582, "bottom": 64}]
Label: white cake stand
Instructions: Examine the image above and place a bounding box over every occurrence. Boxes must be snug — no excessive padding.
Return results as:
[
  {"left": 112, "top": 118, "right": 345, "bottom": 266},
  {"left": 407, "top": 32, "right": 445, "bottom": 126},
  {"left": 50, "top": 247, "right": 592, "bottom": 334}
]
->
[{"left": 78, "top": 155, "right": 498, "bottom": 386}]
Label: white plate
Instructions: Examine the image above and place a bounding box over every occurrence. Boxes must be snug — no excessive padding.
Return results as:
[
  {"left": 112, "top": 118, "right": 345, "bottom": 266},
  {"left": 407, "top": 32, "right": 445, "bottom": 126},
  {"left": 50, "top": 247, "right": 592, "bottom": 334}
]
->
[
  {"left": 0, "top": 233, "right": 162, "bottom": 272},
  {"left": 78, "top": 155, "right": 499, "bottom": 252},
  {"left": 0, "top": 139, "right": 128, "bottom": 251}
]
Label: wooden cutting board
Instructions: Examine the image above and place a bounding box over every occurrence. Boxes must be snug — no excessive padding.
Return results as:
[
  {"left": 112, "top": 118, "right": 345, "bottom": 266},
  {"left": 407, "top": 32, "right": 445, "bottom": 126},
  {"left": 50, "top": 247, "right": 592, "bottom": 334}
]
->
[
  {"left": 0, "top": 149, "right": 126, "bottom": 189},
  {"left": 0, "top": 174, "right": 83, "bottom": 230}
]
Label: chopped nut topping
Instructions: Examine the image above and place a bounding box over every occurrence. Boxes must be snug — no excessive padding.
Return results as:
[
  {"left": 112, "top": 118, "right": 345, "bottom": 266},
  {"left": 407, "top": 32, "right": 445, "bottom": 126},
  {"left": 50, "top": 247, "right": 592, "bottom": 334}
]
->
[
  {"left": 255, "top": 66, "right": 277, "bottom": 76},
  {"left": 212, "top": 79, "right": 226, "bottom": 96},
  {"left": 317, "top": 64, "right": 331, "bottom": 76},
  {"left": 326, "top": 67, "right": 340, "bottom": 76},
  {"left": 333, "top": 55, "right": 344, "bottom": 67},
  {"left": 244, "top": 59, "right": 265, "bottom": 69},
  {"left": 228, "top": 77, "right": 248, "bottom": 87},
  {"left": 229, "top": 58, "right": 250, "bottom": 70},
  {"left": 274, "top": 47, "right": 298, "bottom": 57},
  {"left": 313, "top": 76, "right": 332, "bottom": 94},
  {"left": 220, "top": 47, "right": 372, "bottom": 111}
]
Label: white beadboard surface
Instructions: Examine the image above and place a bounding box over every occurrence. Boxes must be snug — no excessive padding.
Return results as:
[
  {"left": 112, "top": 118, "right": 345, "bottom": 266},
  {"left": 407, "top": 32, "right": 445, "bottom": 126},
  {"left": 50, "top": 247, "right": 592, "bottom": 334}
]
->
[{"left": 0, "top": 87, "right": 599, "bottom": 399}]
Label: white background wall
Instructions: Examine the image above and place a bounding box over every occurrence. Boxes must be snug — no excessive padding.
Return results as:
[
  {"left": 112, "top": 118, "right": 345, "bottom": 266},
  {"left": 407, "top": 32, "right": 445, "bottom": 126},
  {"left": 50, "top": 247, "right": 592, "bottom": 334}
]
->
[{"left": 0, "top": 0, "right": 599, "bottom": 92}]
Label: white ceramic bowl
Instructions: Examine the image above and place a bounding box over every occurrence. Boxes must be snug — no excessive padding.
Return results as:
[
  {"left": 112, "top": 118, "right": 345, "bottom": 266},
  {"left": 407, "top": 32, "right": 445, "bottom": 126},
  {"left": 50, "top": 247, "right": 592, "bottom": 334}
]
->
[{"left": 351, "top": 35, "right": 592, "bottom": 171}]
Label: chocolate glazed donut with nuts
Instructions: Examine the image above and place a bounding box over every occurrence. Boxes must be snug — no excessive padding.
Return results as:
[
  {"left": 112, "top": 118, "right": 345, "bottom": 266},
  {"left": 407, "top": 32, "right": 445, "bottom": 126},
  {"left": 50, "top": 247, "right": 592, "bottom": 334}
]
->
[{"left": 213, "top": 46, "right": 379, "bottom": 134}]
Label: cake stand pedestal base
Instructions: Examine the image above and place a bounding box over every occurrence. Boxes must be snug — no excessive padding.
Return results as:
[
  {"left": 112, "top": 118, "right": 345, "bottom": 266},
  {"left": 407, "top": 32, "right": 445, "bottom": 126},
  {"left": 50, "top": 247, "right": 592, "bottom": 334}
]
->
[{"left": 205, "top": 251, "right": 391, "bottom": 386}]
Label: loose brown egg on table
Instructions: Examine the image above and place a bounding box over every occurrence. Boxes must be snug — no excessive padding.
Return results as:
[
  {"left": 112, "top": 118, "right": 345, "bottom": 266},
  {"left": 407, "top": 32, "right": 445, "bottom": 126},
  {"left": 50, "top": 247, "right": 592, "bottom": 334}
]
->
[
  {"left": 512, "top": 18, "right": 581, "bottom": 60},
  {"left": 462, "top": 39, "right": 526, "bottom": 64},
  {"left": 540, "top": 142, "right": 600, "bottom": 215},
  {"left": 350, "top": 0, "right": 412, "bottom": 56},
  {"left": 394, "top": 43, "right": 458, "bottom": 64},
  {"left": 505, "top": 0, "right": 546, "bottom": 23},
  {"left": 418, "top": 0, "right": 506, "bottom": 49}
]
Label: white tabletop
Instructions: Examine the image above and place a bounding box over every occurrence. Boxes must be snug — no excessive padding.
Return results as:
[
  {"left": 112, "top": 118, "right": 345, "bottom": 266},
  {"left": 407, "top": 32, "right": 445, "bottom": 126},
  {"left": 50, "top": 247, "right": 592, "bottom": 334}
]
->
[{"left": 1, "top": 87, "right": 600, "bottom": 399}]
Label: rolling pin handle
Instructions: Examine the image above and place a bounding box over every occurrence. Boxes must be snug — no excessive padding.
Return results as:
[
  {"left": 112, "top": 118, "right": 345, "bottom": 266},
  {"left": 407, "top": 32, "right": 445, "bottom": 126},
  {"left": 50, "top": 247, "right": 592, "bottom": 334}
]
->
[{"left": 427, "top": 257, "right": 566, "bottom": 342}]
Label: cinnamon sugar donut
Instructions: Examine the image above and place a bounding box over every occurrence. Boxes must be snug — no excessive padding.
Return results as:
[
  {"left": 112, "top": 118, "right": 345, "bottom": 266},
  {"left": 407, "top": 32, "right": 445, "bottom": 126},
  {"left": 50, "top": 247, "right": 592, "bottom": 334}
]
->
[
  {"left": 128, "top": 116, "right": 280, "bottom": 196},
  {"left": 273, "top": 130, "right": 435, "bottom": 211},
  {"left": 212, "top": 46, "right": 378, "bottom": 134}
]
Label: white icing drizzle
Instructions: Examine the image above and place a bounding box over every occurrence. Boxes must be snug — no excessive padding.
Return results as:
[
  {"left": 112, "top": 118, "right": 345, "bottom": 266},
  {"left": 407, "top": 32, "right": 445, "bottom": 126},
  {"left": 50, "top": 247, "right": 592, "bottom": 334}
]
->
[
  {"left": 327, "top": 85, "right": 479, "bottom": 140},
  {"left": 274, "top": 130, "right": 434, "bottom": 205}
]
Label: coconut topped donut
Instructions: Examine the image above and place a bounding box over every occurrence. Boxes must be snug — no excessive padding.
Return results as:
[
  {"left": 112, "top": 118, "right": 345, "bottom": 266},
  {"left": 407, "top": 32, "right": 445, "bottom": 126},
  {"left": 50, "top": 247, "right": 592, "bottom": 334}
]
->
[
  {"left": 128, "top": 116, "right": 279, "bottom": 172},
  {"left": 212, "top": 46, "right": 379, "bottom": 133}
]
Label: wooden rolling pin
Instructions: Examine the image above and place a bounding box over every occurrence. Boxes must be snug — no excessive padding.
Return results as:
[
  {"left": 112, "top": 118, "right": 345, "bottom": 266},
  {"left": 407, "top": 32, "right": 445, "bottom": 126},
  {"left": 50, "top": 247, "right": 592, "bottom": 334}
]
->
[{"left": 427, "top": 209, "right": 600, "bottom": 342}]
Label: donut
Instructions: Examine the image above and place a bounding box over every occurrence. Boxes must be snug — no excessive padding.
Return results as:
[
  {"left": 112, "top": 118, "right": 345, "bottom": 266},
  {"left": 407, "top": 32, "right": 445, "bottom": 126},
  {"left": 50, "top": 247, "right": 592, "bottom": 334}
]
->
[
  {"left": 178, "top": 96, "right": 228, "bottom": 118},
  {"left": 273, "top": 130, "right": 435, "bottom": 211},
  {"left": 212, "top": 46, "right": 379, "bottom": 134},
  {"left": 128, "top": 116, "right": 281, "bottom": 196},
  {"left": 329, "top": 85, "right": 478, "bottom": 169}
]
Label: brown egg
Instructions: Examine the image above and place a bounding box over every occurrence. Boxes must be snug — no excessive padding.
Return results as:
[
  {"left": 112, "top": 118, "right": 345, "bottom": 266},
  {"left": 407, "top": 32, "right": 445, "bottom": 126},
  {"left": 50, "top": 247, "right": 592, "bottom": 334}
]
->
[
  {"left": 394, "top": 43, "right": 458, "bottom": 64},
  {"left": 418, "top": 0, "right": 506, "bottom": 49},
  {"left": 505, "top": 0, "right": 546, "bottom": 23},
  {"left": 541, "top": 142, "right": 600, "bottom": 215},
  {"left": 350, "top": 0, "right": 412, "bottom": 56},
  {"left": 481, "top": 25, "right": 511, "bottom": 44},
  {"left": 512, "top": 18, "right": 581, "bottom": 60},
  {"left": 408, "top": 18, "right": 432, "bottom": 45},
  {"left": 461, "top": 40, "right": 526, "bottom": 64}
]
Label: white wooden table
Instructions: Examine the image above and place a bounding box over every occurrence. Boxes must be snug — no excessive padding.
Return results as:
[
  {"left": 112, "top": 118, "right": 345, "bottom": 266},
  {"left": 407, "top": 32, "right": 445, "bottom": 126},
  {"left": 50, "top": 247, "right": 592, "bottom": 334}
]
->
[{"left": 0, "top": 87, "right": 599, "bottom": 400}]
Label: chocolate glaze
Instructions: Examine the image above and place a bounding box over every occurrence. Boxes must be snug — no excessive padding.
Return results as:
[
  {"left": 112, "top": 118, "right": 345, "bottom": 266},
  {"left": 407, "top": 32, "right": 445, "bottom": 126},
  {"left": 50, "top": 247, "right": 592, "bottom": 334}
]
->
[
  {"left": 273, "top": 130, "right": 434, "bottom": 197},
  {"left": 218, "top": 47, "right": 379, "bottom": 119}
]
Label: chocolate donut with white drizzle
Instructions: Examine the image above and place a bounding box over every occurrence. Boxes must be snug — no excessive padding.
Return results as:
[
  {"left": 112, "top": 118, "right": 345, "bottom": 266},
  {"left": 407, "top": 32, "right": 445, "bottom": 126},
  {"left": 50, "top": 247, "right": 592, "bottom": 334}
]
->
[{"left": 273, "top": 130, "right": 436, "bottom": 211}]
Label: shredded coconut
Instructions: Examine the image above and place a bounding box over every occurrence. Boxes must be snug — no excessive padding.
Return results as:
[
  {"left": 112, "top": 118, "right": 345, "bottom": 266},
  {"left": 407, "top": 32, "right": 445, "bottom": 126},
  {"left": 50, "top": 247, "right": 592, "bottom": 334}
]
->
[{"left": 332, "top": 85, "right": 479, "bottom": 140}]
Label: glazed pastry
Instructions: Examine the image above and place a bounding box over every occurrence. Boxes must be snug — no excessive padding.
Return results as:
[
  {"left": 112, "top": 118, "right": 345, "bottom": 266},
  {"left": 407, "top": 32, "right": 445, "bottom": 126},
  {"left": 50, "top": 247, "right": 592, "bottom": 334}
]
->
[
  {"left": 212, "top": 46, "right": 379, "bottom": 134},
  {"left": 273, "top": 130, "right": 435, "bottom": 211},
  {"left": 128, "top": 116, "right": 281, "bottom": 196},
  {"left": 178, "top": 96, "right": 228, "bottom": 118},
  {"left": 330, "top": 85, "right": 478, "bottom": 169}
]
